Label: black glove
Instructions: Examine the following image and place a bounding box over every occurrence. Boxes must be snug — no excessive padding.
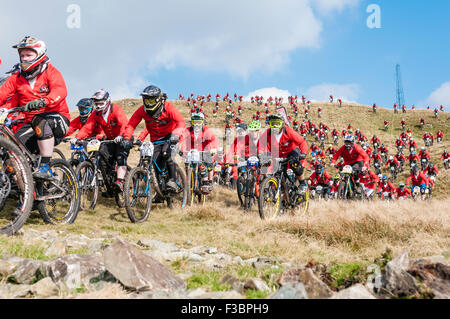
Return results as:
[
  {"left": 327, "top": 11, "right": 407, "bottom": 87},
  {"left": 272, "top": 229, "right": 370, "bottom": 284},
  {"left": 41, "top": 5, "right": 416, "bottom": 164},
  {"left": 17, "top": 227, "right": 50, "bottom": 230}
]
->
[
  {"left": 24, "top": 99, "right": 46, "bottom": 112},
  {"left": 299, "top": 153, "right": 307, "bottom": 160}
]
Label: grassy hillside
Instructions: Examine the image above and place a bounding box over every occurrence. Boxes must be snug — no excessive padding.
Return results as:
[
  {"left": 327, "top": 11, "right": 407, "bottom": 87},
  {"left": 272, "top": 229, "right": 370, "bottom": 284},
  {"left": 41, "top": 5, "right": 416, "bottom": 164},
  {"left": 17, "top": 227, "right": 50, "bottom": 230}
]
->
[{"left": 64, "top": 98, "right": 450, "bottom": 198}]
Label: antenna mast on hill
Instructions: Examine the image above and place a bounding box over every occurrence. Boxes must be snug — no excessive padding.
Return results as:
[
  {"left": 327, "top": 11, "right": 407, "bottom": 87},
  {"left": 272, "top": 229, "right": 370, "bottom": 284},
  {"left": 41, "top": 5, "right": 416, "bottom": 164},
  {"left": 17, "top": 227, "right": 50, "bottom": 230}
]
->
[{"left": 396, "top": 64, "right": 405, "bottom": 107}]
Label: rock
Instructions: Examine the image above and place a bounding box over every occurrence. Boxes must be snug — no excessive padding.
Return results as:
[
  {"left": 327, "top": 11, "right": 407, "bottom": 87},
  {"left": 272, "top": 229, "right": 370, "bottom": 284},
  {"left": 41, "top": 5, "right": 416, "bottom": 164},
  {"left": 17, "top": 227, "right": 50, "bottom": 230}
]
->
[
  {"left": 0, "top": 260, "right": 17, "bottom": 277},
  {"left": 221, "top": 274, "right": 245, "bottom": 293},
  {"left": 103, "top": 237, "right": 185, "bottom": 292},
  {"left": 134, "top": 289, "right": 188, "bottom": 299},
  {"left": 207, "top": 247, "right": 218, "bottom": 254},
  {"left": 184, "top": 240, "right": 192, "bottom": 246},
  {"left": 177, "top": 272, "right": 193, "bottom": 281},
  {"left": 186, "top": 288, "right": 207, "bottom": 299},
  {"left": 31, "top": 277, "right": 60, "bottom": 298},
  {"left": 46, "top": 253, "right": 106, "bottom": 290},
  {"left": 270, "top": 283, "right": 308, "bottom": 299},
  {"left": 413, "top": 256, "right": 449, "bottom": 267},
  {"left": 381, "top": 252, "right": 420, "bottom": 297},
  {"left": 137, "top": 239, "right": 179, "bottom": 253},
  {"left": 44, "top": 238, "right": 67, "bottom": 257},
  {"left": 407, "top": 262, "right": 450, "bottom": 299},
  {"left": 244, "top": 278, "right": 270, "bottom": 292},
  {"left": 6, "top": 284, "right": 32, "bottom": 298},
  {"left": 252, "top": 257, "right": 278, "bottom": 269},
  {"left": 278, "top": 268, "right": 333, "bottom": 299},
  {"left": 331, "top": 284, "right": 376, "bottom": 299},
  {"left": 203, "top": 259, "right": 225, "bottom": 271},
  {"left": 187, "top": 253, "right": 205, "bottom": 263},
  {"left": 87, "top": 239, "right": 106, "bottom": 253},
  {"left": 232, "top": 256, "right": 244, "bottom": 265},
  {"left": 10, "top": 259, "right": 48, "bottom": 285}
]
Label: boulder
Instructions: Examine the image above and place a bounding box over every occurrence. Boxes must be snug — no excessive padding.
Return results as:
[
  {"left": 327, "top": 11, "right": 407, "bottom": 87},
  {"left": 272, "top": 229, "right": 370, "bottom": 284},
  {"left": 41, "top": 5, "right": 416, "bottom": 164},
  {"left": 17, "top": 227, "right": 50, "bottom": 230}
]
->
[
  {"left": 244, "top": 278, "right": 270, "bottom": 292},
  {"left": 103, "top": 237, "right": 185, "bottom": 292},
  {"left": 137, "top": 239, "right": 179, "bottom": 253},
  {"left": 380, "top": 252, "right": 420, "bottom": 297},
  {"left": 331, "top": 284, "right": 376, "bottom": 299},
  {"left": 221, "top": 274, "right": 245, "bottom": 293},
  {"left": 270, "top": 283, "right": 308, "bottom": 299},
  {"left": 0, "top": 260, "right": 17, "bottom": 277},
  {"left": 278, "top": 268, "right": 333, "bottom": 299},
  {"left": 46, "top": 253, "right": 106, "bottom": 290},
  {"left": 9, "top": 258, "right": 48, "bottom": 285},
  {"left": 31, "top": 277, "right": 60, "bottom": 298},
  {"left": 408, "top": 261, "right": 450, "bottom": 299}
]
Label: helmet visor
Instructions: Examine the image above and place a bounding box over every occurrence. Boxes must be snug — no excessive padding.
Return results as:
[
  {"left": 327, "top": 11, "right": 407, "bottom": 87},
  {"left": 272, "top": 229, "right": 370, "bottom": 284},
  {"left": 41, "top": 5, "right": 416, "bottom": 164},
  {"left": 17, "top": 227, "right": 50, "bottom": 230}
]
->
[{"left": 143, "top": 97, "right": 159, "bottom": 110}]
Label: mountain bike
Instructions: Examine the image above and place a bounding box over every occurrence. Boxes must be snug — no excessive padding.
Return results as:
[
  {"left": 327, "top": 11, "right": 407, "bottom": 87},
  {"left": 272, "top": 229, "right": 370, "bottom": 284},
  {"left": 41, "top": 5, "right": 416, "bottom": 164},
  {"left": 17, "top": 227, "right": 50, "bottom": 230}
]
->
[
  {"left": 75, "top": 139, "right": 130, "bottom": 211},
  {"left": 236, "top": 156, "right": 264, "bottom": 212},
  {"left": 145, "top": 139, "right": 187, "bottom": 210},
  {"left": 123, "top": 141, "right": 154, "bottom": 223},
  {"left": 184, "top": 150, "right": 213, "bottom": 206},
  {"left": 337, "top": 165, "right": 365, "bottom": 201},
  {"left": 258, "top": 158, "right": 309, "bottom": 220},
  {"left": 0, "top": 107, "right": 80, "bottom": 225}
]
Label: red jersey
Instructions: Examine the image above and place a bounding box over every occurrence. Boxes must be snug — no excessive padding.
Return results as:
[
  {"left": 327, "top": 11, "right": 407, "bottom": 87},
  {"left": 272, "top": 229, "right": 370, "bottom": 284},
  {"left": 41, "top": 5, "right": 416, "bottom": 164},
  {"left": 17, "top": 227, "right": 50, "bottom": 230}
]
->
[
  {"left": 123, "top": 102, "right": 186, "bottom": 142},
  {"left": 179, "top": 126, "right": 218, "bottom": 153},
  {"left": 396, "top": 188, "right": 411, "bottom": 198},
  {"left": 406, "top": 172, "right": 429, "bottom": 186},
  {"left": 358, "top": 171, "right": 379, "bottom": 190},
  {"left": 258, "top": 126, "right": 308, "bottom": 164},
  {"left": 331, "top": 144, "right": 370, "bottom": 167},
  {"left": 377, "top": 182, "right": 396, "bottom": 194},
  {"left": 0, "top": 63, "right": 70, "bottom": 123},
  {"left": 226, "top": 135, "right": 259, "bottom": 163},
  {"left": 66, "top": 116, "right": 102, "bottom": 137},
  {"left": 309, "top": 171, "right": 332, "bottom": 187},
  {"left": 76, "top": 104, "right": 128, "bottom": 140}
]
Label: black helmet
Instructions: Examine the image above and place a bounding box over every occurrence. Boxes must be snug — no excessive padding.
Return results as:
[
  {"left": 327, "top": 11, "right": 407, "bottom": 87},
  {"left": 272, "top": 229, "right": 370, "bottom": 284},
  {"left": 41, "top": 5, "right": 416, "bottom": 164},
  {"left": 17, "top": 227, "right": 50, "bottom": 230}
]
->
[
  {"left": 77, "top": 98, "right": 94, "bottom": 124},
  {"left": 141, "top": 85, "right": 165, "bottom": 119},
  {"left": 413, "top": 165, "right": 420, "bottom": 173}
]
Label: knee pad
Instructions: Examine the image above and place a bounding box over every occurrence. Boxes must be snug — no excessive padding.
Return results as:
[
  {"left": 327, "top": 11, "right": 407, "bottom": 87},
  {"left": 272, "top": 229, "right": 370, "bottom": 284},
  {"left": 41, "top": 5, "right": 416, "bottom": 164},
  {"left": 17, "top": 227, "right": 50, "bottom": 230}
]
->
[{"left": 31, "top": 116, "right": 53, "bottom": 140}]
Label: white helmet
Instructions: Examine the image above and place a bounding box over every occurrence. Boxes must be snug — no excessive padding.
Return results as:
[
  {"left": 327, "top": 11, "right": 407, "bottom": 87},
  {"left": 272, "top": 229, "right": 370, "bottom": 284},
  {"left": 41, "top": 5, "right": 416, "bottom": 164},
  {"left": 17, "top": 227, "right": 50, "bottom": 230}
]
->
[
  {"left": 92, "top": 89, "right": 111, "bottom": 114},
  {"left": 13, "top": 36, "right": 47, "bottom": 72}
]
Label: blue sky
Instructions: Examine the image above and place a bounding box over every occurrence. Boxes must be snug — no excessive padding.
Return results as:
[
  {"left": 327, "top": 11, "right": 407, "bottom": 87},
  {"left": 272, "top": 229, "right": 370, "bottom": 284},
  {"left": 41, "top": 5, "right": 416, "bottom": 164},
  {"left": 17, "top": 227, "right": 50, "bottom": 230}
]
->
[{"left": 1, "top": 0, "right": 449, "bottom": 109}]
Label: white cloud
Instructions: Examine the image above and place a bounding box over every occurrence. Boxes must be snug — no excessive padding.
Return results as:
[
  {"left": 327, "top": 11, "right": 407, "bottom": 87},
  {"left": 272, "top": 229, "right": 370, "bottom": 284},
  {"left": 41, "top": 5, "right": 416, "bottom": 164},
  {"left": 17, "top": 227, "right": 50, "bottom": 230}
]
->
[
  {"left": 245, "top": 87, "right": 292, "bottom": 101},
  {"left": 0, "top": 0, "right": 359, "bottom": 108},
  {"left": 312, "top": 0, "right": 360, "bottom": 14},
  {"left": 304, "top": 83, "right": 360, "bottom": 103},
  {"left": 424, "top": 82, "right": 450, "bottom": 107}
]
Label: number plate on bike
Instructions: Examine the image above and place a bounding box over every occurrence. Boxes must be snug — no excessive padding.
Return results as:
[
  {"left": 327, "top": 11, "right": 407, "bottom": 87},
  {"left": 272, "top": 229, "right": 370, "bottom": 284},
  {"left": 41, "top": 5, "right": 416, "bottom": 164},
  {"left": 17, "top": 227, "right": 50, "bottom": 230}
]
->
[
  {"left": 214, "top": 165, "right": 222, "bottom": 172},
  {"left": 185, "top": 150, "right": 201, "bottom": 163},
  {"left": 71, "top": 144, "right": 84, "bottom": 151},
  {"left": 87, "top": 139, "right": 101, "bottom": 152},
  {"left": 247, "top": 156, "right": 259, "bottom": 167},
  {"left": 140, "top": 142, "right": 154, "bottom": 157},
  {"left": 342, "top": 165, "right": 353, "bottom": 174}
]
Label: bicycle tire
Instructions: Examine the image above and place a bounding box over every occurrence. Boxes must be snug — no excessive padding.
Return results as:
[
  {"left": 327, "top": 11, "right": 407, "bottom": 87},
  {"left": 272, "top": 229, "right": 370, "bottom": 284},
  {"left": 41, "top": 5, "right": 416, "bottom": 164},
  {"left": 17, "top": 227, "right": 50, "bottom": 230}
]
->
[
  {"left": 258, "top": 176, "right": 281, "bottom": 220},
  {"left": 52, "top": 148, "right": 66, "bottom": 161},
  {"left": 124, "top": 167, "right": 152, "bottom": 223},
  {"left": 186, "top": 166, "right": 195, "bottom": 207},
  {"left": 236, "top": 175, "right": 245, "bottom": 207},
  {"left": 75, "top": 161, "right": 99, "bottom": 211},
  {"left": 167, "top": 164, "right": 187, "bottom": 209},
  {"left": 0, "top": 137, "right": 34, "bottom": 236},
  {"left": 37, "top": 159, "right": 80, "bottom": 225}
]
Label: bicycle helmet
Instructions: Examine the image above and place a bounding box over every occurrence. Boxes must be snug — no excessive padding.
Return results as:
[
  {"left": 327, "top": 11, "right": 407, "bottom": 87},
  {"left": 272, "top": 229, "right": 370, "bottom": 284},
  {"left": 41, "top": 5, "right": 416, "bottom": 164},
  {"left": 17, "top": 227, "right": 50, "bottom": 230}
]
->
[
  {"left": 77, "top": 98, "right": 94, "bottom": 124},
  {"left": 13, "top": 36, "right": 47, "bottom": 73},
  {"left": 92, "top": 89, "right": 111, "bottom": 114},
  {"left": 382, "top": 175, "right": 388, "bottom": 182},
  {"left": 315, "top": 164, "right": 324, "bottom": 175},
  {"left": 344, "top": 135, "right": 355, "bottom": 149},
  {"left": 412, "top": 165, "right": 420, "bottom": 174},
  {"left": 399, "top": 182, "right": 405, "bottom": 188},
  {"left": 248, "top": 120, "right": 261, "bottom": 131},
  {"left": 141, "top": 85, "right": 165, "bottom": 119},
  {"left": 191, "top": 113, "right": 205, "bottom": 127}
]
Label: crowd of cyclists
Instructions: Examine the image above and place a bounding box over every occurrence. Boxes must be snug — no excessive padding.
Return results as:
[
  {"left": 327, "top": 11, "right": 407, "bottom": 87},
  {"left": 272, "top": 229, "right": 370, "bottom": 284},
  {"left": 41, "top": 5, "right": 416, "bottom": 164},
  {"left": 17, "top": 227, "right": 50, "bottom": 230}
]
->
[{"left": 0, "top": 36, "right": 448, "bottom": 232}]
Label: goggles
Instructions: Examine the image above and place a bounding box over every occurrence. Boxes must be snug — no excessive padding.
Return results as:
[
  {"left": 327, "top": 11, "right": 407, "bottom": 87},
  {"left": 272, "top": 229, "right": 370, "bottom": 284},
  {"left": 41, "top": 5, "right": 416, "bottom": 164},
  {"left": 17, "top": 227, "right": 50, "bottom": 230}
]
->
[
  {"left": 269, "top": 120, "right": 283, "bottom": 129},
  {"left": 192, "top": 120, "right": 204, "bottom": 127},
  {"left": 143, "top": 97, "right": 159, "bottom": 110}
]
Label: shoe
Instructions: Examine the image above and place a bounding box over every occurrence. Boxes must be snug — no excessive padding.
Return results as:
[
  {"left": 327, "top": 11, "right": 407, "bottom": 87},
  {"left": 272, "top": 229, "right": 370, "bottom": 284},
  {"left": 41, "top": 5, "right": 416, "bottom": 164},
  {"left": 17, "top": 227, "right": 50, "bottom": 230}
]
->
[
  {"left": 33, "top": 164, "right": 53, "bottom": 181},
  {"left": 166, "top": 179, "right": 178, "bottom": 191}
]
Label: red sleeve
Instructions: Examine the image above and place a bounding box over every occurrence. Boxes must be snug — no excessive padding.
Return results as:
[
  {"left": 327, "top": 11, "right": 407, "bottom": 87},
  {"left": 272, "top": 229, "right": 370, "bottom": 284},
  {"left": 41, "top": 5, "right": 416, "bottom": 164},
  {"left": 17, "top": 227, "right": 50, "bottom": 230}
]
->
[
  {"left": 43, "top": 66, "right": 68, "bottom": 110},
  {"left": 123, "top": 107, "right": 145, "bottom": 140},
  {"left": 66, "top": 117, "right": 82, "bottom": 137},
  {"left": 205, "top": 128, "right": 218, "bottom": 150},
  {"left": 0, "top": 75, "right": 17, "bottom": 105},
  {"left": 331, "top": 146, "right": 344, "bottom": 165},
  {"left": 169, "top": 103, "right": 187, "bottom": 138},
  {"left": 76, "top": 115, "right": 97, "bottom": 140},
  {"left": 115, "top": 106, "right": 129, "bottom": 136},
  {"left": 138, "top": 128, "right": 149, "bottom": 141},
  {"left": 287, "top": 127, "right": 308, "bottom": 155}
]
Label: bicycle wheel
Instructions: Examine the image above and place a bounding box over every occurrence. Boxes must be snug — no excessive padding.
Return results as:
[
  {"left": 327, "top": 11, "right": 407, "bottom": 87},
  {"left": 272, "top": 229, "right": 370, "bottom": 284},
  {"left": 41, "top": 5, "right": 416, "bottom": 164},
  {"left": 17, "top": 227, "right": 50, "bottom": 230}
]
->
[
  {"left": 258, "top": 176, "right": 281, "bottom": 220},
  {"left": 244, "top": 178, "right": 255, "bottom": 211},
  {"left": 52, "top": 148, "right": 66, "bottom": 160},
  {"left": 167, "top": 165, "right": 188, "bottom": 209},
  {"left": 114, "top": 165, "right": 131, "bottom": 208},
  {"left": 124, "top": 167, "right": 152, "bottom": 223},
  {"left": 0, "top": 137, "right": 34, "bottom": 236},
  {"left": 236, "top": 175, "right": 246, "bottom": 207},
  {"left": 295, "top": 189, "right": 310, "bottom": 214},
  {"left": 75, "top": 161, "right": 99, "bottom": 211},
  {"left": 37, "top": 159, "right": 80, "bottom": 225}
]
